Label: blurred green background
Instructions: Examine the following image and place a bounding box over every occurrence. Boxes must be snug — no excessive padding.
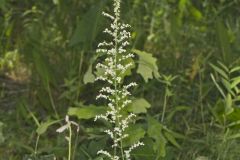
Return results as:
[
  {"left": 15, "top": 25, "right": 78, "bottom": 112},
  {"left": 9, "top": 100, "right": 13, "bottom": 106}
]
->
[{"left": 1, "top": 0, "right": 240, "bottom": 159}]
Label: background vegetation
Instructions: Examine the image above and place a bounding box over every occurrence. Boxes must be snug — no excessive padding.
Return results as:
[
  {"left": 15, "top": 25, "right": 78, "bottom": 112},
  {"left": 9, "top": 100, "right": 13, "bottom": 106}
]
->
[{"left": 1, "top": 0, "right": 240, "bottom": 159}]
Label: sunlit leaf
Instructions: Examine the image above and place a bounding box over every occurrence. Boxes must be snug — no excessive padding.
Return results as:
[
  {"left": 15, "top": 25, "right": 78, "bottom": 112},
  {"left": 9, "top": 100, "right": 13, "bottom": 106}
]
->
[
  {"left": 133, "top": 49, "right": 160, "bottom": 82},
  {"left": 68, "top": 105, "right": 107, "bottom": 120},
  {"left": 83, "top": 64, "right": 95, "bottom": 84},
  {"left": 128, "top": 98, "right": 151, "bottom": 114}
]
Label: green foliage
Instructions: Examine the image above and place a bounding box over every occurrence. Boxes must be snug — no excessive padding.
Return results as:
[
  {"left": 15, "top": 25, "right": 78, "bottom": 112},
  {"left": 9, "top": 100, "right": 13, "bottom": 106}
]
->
[
  {"left": 133, "top": 49, "right": 160, "bottom": 82},
  {"left": 68, "top": 105, "right": 107, "bottom": 120},
  {"left": 37, "top": 119, "right": 60, "bottom": 135},
  {"left": 1, "top": 0, "right": 240, "bottom": 159},
  {"left": 0, "top": 122, "right": 4, "bottom": 144},
  {"left": 128, "top": 98, "right": 151, "bottom": 114}
]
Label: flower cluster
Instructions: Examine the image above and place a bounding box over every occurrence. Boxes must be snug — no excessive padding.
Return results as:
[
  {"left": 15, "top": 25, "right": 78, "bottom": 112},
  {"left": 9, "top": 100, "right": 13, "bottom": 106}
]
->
[{"left": 95, "top": 0, "right": 143, "bottom": 159}]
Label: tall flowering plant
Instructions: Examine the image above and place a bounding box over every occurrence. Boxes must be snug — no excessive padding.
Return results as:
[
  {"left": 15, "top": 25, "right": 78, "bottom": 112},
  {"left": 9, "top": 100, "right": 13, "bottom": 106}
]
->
[{"left": 94, "top": 0, "right": 143, "bottom": 160}]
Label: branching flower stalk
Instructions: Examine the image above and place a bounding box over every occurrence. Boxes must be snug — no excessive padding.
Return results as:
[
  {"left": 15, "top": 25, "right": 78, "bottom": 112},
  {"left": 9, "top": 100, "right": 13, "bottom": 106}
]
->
[{"left": 95, "top": 0, "right": 143, "bottom": 160}]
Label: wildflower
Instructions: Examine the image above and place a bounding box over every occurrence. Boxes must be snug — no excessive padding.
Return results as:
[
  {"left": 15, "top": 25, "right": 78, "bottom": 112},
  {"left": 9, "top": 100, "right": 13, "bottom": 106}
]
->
[
  {"left": 94, "top": 0, "right": 143, "bottom": 159},
  {"left": 56, "top": 116, "right": 79, "bottom": 133}
]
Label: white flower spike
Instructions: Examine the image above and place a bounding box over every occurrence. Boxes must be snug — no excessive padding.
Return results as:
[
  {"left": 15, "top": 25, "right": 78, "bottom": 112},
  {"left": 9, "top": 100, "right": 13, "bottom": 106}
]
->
[{"left": 95, "top": 0, "right": 143, "bottom": 159}]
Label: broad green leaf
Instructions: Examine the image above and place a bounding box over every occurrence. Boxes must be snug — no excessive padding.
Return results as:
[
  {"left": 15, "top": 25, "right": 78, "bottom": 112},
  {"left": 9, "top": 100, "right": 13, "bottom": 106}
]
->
[
  {"left": 83, "top": 64, "right": 95, "bottom": 84},
  {"left": 147, "top": 116, "right": 163, "bottom": 137},
  {"left": 36, "top": 119, "right": 60, "bottom": 135},
  {"left": 147, "top": 116, "right": 166, "bottom": 157},
  {"left": 68, "top": 105, "right": 107, "bottom": 120},
  {"left": 128, "top": 98, "right": 151, "bottom": 114},
  {"left": 69, "top": 1, "right": 105, "bottom": 48},
  {"left": 133, "top": 49, "right": 160, "bottom": 82},
  {"left": 155, "top": 132, "right": 167, "bottom": 158},
  {"left": 123, "top": 124, "right": 145, "bottom": 147}
]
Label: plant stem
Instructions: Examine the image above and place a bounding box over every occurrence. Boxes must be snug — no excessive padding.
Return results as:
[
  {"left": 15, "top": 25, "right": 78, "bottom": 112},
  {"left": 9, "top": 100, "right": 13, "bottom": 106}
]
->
[
  {"left": 199, "top": 71, "right": 206, "bottom": 134},
  {"left": 34, "top": 135, "right": 40, "bottom": 156},
  {"left": 161, "top": 87, "right": 168, "bottom": 123},
  {"left": 47, "top": 82, "right": 60, "bottom": 119},
  {"left": 68, "top": 124, "right": 72, "bottom": 160},
  {"left": 72, "top": 131, "right": 79, "bottom": 160}
]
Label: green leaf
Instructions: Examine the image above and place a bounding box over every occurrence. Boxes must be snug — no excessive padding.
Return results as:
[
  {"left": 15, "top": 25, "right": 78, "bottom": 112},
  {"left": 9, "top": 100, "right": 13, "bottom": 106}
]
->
[
  {"left": 225, "top": 94, "right": 234, "bottom": 115},
  {"left": 221, "top": 78, "right": 235, "bottom": 96},
  {"left": 36, "top": 119, "right": 60, "bottom": 135},
  {"left": 121, "top": 57, "right": 136, "bottom": 78},
  {"left": 123, "top": 124, "right": 145, "bottom": 147},
  {"left": 132, "top": 138, "right": 156, "bottom": 160},
  {"left": 147, "top": 116, "right": 167, "bottom": 157},
  {"left": 227, "top": 133, "right": 240, "bottom": 140},
  {"left": 210, "top": 73, "right": 226, "bottom": 98},
  {"left": 190, "top": 6, "right": 202, "bottom": 21},
  {"left": 133, "top": 49, "right": 160, "bottom": 82},
  {"left": 68, "top": 105, "right": 107, "bottom": 120},
  {"left": 128, "top": 98, "right": 151, "bottom": 114},
  {"left": 88, "top": 138, "right": 107, "bottom": 157},
  {"left": 83, "top": 64, "right": 95, "bottom": 84},
  {"left": 217, "top": 61, "right": 229, "bottom": 72},
  {"left": 230, "top": 66, "right": 240, "bottom": 73},
  {"left": 216, "top": 18, "right": 232, "bottom": 63},
  {"left": 163, "top": 131, "right": 181, "bottom": 149},
  {"left": 209, "top": 63, "right": 228, "bottom": 80},
  {"left": 69, "top": 1, "right": 105, "bottom": 48},
  {"left": 231, "top": 77, "right": 240, "bottom": 89}
]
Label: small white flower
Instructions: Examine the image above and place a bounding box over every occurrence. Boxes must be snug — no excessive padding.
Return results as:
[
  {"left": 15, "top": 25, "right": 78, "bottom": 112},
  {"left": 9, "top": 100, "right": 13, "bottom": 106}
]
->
[{"left": 56, "top": 115, "right": 79, "bottom": 133}]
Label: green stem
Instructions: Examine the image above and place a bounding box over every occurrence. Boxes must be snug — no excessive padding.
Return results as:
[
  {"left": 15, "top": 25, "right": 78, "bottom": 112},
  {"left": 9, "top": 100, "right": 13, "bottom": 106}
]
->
[
  {"left": 68, "top": 124, "right": 72, "bottom": 160},
  {"left": 199, "top": 72, "right": 206, "bottom": 134},
  {"left": 47, "top": 82, "right": 60, "bottom": 119},
  {"left": 72, "top": 131, "right": 79, "bottom": 160},
  {"left": 120, "top": 140, "right": 125, "bottom": 160},
  {"left": 34, "top": 135, "right": 40, "bottom": 156},
  {"left": 161, "top": 87, "right": 168, "bottom": 123}
]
